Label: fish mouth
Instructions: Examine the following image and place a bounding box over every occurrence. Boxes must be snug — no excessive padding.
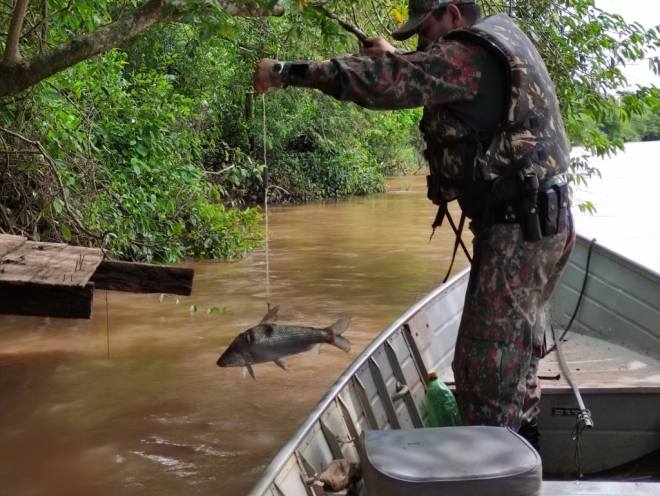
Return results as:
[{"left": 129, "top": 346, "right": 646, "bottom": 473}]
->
[
  {"left": 216, "top": 351, "right": 230, "bottom": 367},
  {"left": 217, "top": 348, "right": 243, "bottom": 367}
]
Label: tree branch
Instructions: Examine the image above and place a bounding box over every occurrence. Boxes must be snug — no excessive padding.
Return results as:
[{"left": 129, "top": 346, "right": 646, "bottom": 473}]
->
[
  {"left": 0, "top": 148, "right": 42, "bottom": 153},
  {"left": 3, "top": 0, "right": 29, "bottom": 65},
  {"left": 314, "top": 4, "right": 368, "bottom": 42},
  {"left": 211, "top": 0, "right": 284, "bottom": 17},
  {"left": 0, "top": 0, "right": 284, "bottom": 98},
  {"left": 0, "top": 125, "right": 98, "bottom": 238},
  {"left": 20, "top": 0, "right": 74, "bottom": 42}
]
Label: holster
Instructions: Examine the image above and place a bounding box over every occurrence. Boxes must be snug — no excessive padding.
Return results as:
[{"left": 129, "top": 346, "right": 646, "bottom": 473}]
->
[
  {"left": 521, "top": 173, "right": 542, "bottom": 242},
  {"left": 538, "top": 177, "right": 569, "bottom": 237},
  {"left": 487, "top": 175, "right": 569, "bottom": 242}
]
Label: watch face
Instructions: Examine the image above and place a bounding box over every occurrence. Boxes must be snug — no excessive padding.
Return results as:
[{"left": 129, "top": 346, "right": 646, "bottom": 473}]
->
[{"left": 272, "top": 63, "right": 283, "bottom": 74}]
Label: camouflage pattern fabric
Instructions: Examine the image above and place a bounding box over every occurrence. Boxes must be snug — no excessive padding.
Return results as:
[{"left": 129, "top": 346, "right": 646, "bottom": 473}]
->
[
  {"left": 284, "top": 40, "right": 486, "bottom": 110},
  {"left": 282, "top": 13, "right": 574, "bottom": 430},
  {"left": 423, "top": 14, "right": 572, "bottom": 204},
  {"left": 452, "top": 217, "right": 576, "bottom": 430},
  {"left": 448, "top": 14, "right": 571, "bottom": 181}
]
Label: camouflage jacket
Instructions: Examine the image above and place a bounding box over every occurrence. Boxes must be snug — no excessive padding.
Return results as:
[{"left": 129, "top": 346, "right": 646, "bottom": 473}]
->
[{"left": 284, "top": 14, "right": 570, "bottom": 207}]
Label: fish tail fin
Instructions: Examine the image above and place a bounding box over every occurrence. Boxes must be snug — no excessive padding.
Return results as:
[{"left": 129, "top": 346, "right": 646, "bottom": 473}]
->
[
  {"left": 332, "top": 336, "right": 351, "bottom": 353},
  {"left": 328, "top": 317, "right": 351, "bottom": 353},
  {"left": 328, "top": 317, "right": 351, "bottom": 336}
]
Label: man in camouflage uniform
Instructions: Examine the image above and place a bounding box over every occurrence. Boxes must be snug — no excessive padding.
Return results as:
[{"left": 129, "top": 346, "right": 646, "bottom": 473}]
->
[{"left": 253, "top": 0, "right": 576, "bottom": 447}]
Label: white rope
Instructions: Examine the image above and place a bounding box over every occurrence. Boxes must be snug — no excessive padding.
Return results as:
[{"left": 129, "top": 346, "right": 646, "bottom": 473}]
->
[{"left": 263, "top": 94, "right": 271, "bottom": 312}]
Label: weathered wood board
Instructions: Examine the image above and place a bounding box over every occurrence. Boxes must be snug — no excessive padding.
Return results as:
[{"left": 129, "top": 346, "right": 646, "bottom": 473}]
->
[
  {"left": 90, "top": 260, "right": 194, "bottom": 296},
  {"left": 0, "top": 235, "right": 104, "bottom": 318},
  {"left": 0, "top": 238, "right": 104, "bottom": 287},
  {"left": 0, "top": 234, "right": 195, "bottom": 319},
  {"left": 0, "top": 234, "right": 26, "bottom": 258},
  {"left": 0, "top": 282, "right": 95, "bottom": 319}
]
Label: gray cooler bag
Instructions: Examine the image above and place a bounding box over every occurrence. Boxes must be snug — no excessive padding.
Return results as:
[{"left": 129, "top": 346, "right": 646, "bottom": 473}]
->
[{"left": 360, "top": 426, "right": 542, "bottom": 496}]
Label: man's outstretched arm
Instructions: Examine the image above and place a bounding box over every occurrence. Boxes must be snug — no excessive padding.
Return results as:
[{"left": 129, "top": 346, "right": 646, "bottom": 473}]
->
[{"left": 253, "top": 39, "right": 487, "bottom": 110}]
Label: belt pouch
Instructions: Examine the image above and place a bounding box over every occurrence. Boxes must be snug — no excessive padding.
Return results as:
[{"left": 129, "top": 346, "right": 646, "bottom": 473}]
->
[{"left": 539, "top": 187, "right": 559, "bottom": 237}]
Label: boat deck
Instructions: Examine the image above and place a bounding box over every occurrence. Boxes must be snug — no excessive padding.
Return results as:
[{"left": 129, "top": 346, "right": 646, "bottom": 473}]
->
[
  {"left": 541, "top": 481, "right": 660, "bottom": 495},
  {"left": 540, "top": 332, "right": 660, "bottom": 394}
]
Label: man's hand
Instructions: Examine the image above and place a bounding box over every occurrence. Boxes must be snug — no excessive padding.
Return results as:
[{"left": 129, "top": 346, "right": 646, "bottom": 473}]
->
[
  {"left": 253, "top": 59, "right": 280, "bottom": 95},
  {"left": 360, "top": 37, "right": 397, "bottom": 56}
]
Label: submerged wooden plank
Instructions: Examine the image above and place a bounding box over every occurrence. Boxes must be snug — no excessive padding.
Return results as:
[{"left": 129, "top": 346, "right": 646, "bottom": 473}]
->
[
  {"left": 0, "top": 281, "right": 94, "bottom": 318},
  {"left": 0, "top": 234, "right": 26, "bottom": 258},
  {"left": 90, "top": 260, "right": 194, "bottom": 295}
]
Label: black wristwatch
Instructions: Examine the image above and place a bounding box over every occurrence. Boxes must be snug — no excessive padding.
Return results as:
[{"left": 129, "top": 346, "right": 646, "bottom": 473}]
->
[{"left": 270, "top": 62, "right": 287, "bottom": 86}]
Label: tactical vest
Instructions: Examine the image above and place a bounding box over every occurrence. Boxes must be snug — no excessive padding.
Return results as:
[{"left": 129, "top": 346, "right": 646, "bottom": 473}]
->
[{"left": 421, "top": 14, "right": 571, "bottom": 209}]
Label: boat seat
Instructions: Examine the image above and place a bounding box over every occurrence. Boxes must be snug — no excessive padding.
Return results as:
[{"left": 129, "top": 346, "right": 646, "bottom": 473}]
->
[{"left": 359, "top": 426, "right": 542, "bottom": 496}]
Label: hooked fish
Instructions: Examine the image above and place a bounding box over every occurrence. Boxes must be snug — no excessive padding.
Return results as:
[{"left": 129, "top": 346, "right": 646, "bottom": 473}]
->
[{"left": 217, "top": 306, "right": 351, "bottom": 380}]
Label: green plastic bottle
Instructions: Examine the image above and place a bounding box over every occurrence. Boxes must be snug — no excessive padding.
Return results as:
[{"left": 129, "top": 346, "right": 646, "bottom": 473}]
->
[{"left": 425, "top": 371, "right": 463, "bottom": 427}]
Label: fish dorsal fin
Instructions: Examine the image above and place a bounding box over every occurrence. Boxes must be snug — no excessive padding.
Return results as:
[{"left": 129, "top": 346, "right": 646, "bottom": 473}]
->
[{"left": 259, "top": 306, "right": 279, "bottom": 325}]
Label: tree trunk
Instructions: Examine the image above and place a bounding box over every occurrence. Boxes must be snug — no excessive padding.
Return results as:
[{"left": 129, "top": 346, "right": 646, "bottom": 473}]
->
[{"left": 0, "top": 0, "right": 284, "bottom": 98}]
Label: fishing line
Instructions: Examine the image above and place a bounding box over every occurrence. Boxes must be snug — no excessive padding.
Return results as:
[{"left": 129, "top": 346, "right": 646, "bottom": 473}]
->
[
  {"left": 105, "top": 289, "right": 110, "bottom": 359},
  {"left": 263, "top": 94, "right": 271, "bottom": 312}
]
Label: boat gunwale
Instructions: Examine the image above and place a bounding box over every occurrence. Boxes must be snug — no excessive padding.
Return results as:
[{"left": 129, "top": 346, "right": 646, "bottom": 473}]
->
[
  {"left": 247, "top": 233, "right": 660, "bottom": 496},
  {"left": 247, "top": 268, "right": 471, "bottom": 496},
  {"left": 573, "top": 235, "right": 660, "bottom": 283}
]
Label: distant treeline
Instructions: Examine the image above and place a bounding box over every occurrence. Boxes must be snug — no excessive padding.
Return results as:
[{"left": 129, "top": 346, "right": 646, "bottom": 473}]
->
[{"left": 598, "top": 112, "right": 660, "bottom": 143}]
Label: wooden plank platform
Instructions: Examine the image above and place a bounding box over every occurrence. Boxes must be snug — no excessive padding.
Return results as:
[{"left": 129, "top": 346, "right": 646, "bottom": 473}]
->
[
  {"left": 0, "top": 238, "right": 104, "bottom": 287},
  {"left": 0, "top": 235, "right": 104, "bottom": 318},
  {"left": 0, "top": 233, "right": 26, "bottom": 258},
  {"left": 0, "top": 234, "right": 195, "bottom": 319}
]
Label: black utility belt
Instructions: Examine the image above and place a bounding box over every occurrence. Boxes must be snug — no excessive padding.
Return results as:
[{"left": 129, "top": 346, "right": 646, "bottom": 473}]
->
[{"left": 490, "top": 177, "right": 569, "bottom": 242}]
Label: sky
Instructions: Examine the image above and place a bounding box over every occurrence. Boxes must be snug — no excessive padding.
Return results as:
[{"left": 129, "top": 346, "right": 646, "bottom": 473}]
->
[{"left": 596, "top": 0, "right": 660, "bottom": 87}]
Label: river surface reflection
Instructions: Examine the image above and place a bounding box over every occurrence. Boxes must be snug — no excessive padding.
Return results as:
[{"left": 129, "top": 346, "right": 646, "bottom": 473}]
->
[
  {"left": 0, "top": 142, "right": 657, "bottom": 496},
  {"left": 0, "top": 174, "right": 467, "bottom": 496}
]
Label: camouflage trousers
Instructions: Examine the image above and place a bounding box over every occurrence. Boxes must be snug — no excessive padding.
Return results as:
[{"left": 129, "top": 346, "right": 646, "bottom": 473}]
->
[{"left": 452, "top": 214, "right": 576, "bottom": 431}]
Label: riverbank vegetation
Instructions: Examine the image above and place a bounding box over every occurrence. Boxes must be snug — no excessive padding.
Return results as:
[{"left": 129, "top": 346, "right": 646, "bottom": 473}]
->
[{"left": 1, "top": 0, "right": 659, "bottom": 261}]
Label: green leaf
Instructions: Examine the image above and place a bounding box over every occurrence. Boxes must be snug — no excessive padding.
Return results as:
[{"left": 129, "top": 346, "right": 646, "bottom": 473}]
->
[
  {"left": 190, "top": 305, "right": 197, "bottom": 313},
  {"left": 52, "top": 199, "right": 64, "bottom": 214},
  {"left": 61, "top": 224, "right": 72, "bottom": 241},
  {"left": 136, "top": 144, "right": 148, "bottom": 157},
  {"left": 159, "top": 293, "right": 165, "bottom": 303}
]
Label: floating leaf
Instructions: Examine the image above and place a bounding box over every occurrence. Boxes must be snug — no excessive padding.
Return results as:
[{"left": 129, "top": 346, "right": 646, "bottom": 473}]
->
[
  {"left": 207, "top": 306, "right": 231, "bottom": 314},
  {"left": 159, "top": 293, "right": 165, "bottom": 303},
  {"left": 190, "top": 305, "right": 197, "bottom": 313}
]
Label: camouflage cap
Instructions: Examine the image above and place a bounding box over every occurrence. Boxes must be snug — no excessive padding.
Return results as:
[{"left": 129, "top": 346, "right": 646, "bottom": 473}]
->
[{"left": 392, "top": 0, "right": 475, "bottom": 41}]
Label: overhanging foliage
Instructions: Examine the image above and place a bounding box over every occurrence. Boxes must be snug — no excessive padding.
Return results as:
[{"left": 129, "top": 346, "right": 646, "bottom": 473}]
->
[{"left": 0, "top": 0, "right": 659, "bottom": 260}]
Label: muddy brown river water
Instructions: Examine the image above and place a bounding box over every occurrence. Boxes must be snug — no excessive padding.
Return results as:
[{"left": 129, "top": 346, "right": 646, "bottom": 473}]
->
[
  {"left": 0, "top": 175, "right": 467, "bottom": 496},
  {"left": 1, "top": 142, "right": 658, "bottom": 496}
]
